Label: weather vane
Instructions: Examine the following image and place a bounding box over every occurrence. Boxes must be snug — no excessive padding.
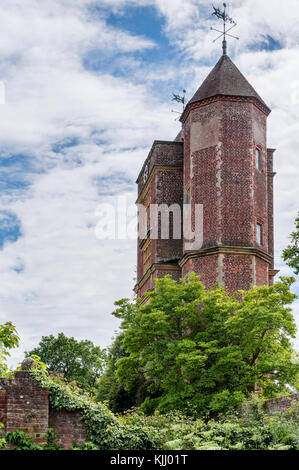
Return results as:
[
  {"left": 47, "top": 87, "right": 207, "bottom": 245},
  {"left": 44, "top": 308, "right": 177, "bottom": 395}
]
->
[
  {"left": 211, "top": 3, "right": 239, "bottom": 55},
  {"left": 171, "top": 89, "right": 186, "bottom": 120}
]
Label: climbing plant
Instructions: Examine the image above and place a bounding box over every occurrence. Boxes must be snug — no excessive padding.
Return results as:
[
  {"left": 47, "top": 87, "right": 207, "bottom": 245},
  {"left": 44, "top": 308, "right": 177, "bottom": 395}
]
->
[{"left": 29, "top": 360, "right": 159, "bottom": 450}]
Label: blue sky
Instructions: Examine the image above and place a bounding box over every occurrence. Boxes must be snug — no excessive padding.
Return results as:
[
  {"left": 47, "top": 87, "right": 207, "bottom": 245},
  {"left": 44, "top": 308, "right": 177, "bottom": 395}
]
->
[{"left": 0, "top": 0, "right": 298, "bottom": 366}]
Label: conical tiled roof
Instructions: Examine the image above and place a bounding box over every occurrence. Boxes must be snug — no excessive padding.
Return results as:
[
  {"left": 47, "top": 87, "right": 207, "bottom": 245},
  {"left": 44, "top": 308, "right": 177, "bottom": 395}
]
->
[{"left": 187, "top": 55, "right": 270, "bottom": 111}]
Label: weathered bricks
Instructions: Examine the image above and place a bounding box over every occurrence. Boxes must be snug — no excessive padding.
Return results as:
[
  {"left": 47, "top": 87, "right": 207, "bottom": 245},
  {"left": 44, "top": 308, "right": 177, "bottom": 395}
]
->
[
  {"left": 49, "top": 410, "right": 88, "bottom": 449},
  {"left": 0, "top": 371, "right": 88, "bottom": 449},
  {"left": 0, "top": 371, "right": 49, "bottom": 444},
  {"left": 265, "top": 394, "right": 299, "bottom": 413}
]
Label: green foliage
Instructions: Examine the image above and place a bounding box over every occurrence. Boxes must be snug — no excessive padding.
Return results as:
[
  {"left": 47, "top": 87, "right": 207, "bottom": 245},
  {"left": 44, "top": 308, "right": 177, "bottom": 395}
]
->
[
  {"left": 0, "top": 423, "right": 6, "bottom": 449},
  {"left": 71, "top": 441, "right": 99, "bottom": 450},
  {"left": 119, "top": 398, "right": 299, "bottom": 450},
  {"left": 283, "top": 212, "right": 299, "bottom": 274},
  {"left": 95, "top": 334, "right": 130, "bottom": 410},
  {"left": 5, "top": 428, "right": 61, "bottom": 451},
  {"left": 29, "top": 362, "right": 158, "bottom": 450},
  {"left": 0, "top": 322, "right": 19, "bottom": 377},
  {"left": 113, "top": 274, "right": 299, "bottom": 417},
  {"left": 26, "top": 354, "right": 47, "bottom": 371},
  {"left": 26, "top": 332, "right": 106, "bottom": 391},
  {"left": 95, "top": 334, "right": 148, "bottom": 412},
  {"left": 6, "top": 431, "right": 44, "bottom": 450},
  {"left": 45, "top": 428, "right": 61, "bottom": 450},
  {"left": 4, "top": 398, "right": 299, "bottom": 451}
]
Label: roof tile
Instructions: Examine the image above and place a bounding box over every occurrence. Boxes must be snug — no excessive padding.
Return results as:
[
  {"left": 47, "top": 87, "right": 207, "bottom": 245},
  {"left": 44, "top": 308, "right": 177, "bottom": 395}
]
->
[{"left": 188, "top": 54, "right": 269, "bottom": 110}]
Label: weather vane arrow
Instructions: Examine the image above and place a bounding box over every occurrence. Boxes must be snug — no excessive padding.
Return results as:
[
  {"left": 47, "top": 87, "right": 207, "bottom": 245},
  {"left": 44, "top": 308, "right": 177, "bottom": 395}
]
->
[{"left": 210, "top": 3, "right": 239, "bottom": 55}]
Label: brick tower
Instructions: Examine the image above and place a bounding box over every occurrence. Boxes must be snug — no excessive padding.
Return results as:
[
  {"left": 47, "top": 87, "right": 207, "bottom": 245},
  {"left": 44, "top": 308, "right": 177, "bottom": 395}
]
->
[{"left": 135, "top": 54, "right": 278, "bottom": 300}]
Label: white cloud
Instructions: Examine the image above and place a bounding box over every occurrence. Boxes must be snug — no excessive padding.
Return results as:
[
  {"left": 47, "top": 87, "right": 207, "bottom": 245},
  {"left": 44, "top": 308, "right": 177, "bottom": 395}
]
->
[{"left": 0, "top": 0, "right": 298, "bottom": 368}]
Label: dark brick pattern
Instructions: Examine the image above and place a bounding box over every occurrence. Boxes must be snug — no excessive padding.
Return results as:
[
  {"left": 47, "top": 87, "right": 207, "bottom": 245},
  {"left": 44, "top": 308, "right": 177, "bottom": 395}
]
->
[
  {"left": 0, "top": 371, "right": 49, "bottom": 444},
  {"left": 0, "top": 371, "right": 88, "bottom": 449},
  {"left": 182, "top": 255, "right": 219, "bottom": 289},
  {"left": 265, "top": 394, "right": 299, "bottom": 413},
  {"left": 49, "top": 410, "right": 87, "bottom": 449},
  {"left": 136, "top": 141, "right": 184, "bottom": 288},
  {"left": 223, "top": 254, "right": 254, "bottom": 292},
  {"left": 137, "top": 141, "right": 183, "bottom": 194}
]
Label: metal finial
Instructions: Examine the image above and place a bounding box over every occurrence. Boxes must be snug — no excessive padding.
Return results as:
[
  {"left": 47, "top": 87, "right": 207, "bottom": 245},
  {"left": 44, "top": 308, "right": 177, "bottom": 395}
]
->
[{"left": 211, "top": 3, "right": 239, "bottom": 55}]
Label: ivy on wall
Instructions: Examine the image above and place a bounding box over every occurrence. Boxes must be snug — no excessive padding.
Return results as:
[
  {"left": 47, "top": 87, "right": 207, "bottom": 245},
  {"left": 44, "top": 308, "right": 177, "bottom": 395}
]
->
[{"left": 29, "top": 363, "right": 159, "bottom": 450}]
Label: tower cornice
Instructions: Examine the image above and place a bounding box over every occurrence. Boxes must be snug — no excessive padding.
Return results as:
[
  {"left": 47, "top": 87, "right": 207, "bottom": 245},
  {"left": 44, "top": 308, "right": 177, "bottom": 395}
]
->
[
  {"left": 179, "top": 246, "right": 273, "bottom": 269},
  {"left": 180, "top": 94, "right": 271, "bottom": 124}
]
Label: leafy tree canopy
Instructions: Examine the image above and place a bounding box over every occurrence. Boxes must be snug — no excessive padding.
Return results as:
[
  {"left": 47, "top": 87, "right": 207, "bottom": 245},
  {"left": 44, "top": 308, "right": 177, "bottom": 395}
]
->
[
  {"left": 113, "top": 274, "right": 299, "bottom": 417},
  {"left": 26, "top": 332, "right": 105, "bottom": 391},
  {"left": 0, "top": 322, "right": 19, "bottom": 377},
  {"left": 283, "top": 212, "right": 299, "bottom": 274},
  {"left": 95, "top": 334, "right": 148, "bottom": 412},
  {"left": 95, "top": 334, "right": 130, "bottom": 410}
]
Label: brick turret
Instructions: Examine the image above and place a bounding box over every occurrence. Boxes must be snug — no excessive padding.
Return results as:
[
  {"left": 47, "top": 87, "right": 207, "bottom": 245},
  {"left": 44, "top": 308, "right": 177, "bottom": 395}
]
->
[{"left": 135, "top": 55, "right": 278, "bottom": 299}]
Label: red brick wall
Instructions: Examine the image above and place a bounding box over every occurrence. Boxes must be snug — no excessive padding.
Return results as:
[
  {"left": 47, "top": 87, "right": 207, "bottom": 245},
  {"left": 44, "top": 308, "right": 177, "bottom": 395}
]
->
[
  {"left": 265, "top": 394, "right": 299, "bottom": 413},
  {"left": 182, "top": 255, "right": 219, "bottom": 289},
  {"left": 137, "top": 141, "right": 183, "bottom": 195},
  {"left": 191, "top": 146, "right": 219, "bottom": 248},
  {"left": 0, "top": 371, "right": 88, "bottom": 449},
  {"left": 156, "top": 168, "right": 183, "bottom": 262},
  {"left": 138, "top": 266, "right": 181, "bottom": 299},
  {"left": 255, "top": 257, "right": 269, "bottom": 287},
  {"left": 222, "top": 254, "right": 254, "bottom": 292},
  {"left": 185, "top": 99, "right": 266, "bottom": 250},
  {"left": 136, "top": 141, "right": 183, "bottom": 297},
  {"left": 49, "top": 410, "right": 87, "bottom": 449},
  {"left": 0, "top": 371, "right": 49, "bottom": 444},
  {"left": 221, "top": 101, "right": 255, "bottom": 248},
  {"left": 138, "top": 278, "right": 153, "bottom": 299}
]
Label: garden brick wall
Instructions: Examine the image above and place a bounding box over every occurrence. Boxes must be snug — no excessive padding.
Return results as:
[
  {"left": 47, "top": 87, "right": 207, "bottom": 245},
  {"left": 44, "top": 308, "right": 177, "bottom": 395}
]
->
[
  {"left": 265, "top": 394, "right": 299, "bottom": 413},
  {"left": 49, "top": 410, "right": 87, "bottom": 449},
  {"left": 0, "top": 371, "right": 49, "bottom": 444},
  {"left": 0, "top": 371, "right": 88, "bottom": 449},
  {"left": 0, "top": 369, "right": 298, "bottom": 448}
]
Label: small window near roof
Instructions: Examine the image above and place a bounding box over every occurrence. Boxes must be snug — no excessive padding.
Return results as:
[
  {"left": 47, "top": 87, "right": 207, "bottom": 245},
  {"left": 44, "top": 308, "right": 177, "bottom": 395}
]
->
[
  {"left": 255, "top": 148, "right": 261, "bottom": 170},
  {"left": 256, "top": 223, "right": 263, "bottom": 246}
]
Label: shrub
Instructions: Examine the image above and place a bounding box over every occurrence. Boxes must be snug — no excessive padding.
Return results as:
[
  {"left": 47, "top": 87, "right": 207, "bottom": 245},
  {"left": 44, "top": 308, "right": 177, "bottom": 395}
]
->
[
  {"left": 5, "top": 428, "right": 61, "bottom": 451},
  {"left": 0, "top": 423, "right": 6, "bottom": 450},
  {"left": 29, "top": 364, "right": 159, "bottom": 450},
  {"left": 6, "top": 431, "right": 44, "bottom": 450},
  {"left": 118, "top": 399, "right": 299, "bottom": 450}
]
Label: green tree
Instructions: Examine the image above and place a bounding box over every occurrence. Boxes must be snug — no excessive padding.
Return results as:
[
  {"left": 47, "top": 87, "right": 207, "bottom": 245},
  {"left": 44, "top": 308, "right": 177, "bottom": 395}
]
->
[
  {"left": 0, "top": 322, "right": 19, "bottom": 377},
  {"left": 113, "top": 274, "right": 299, "bottom": 417},
  {"left": 283, "top": 212, "right": 299, "bottom": 274},
  {"left": 95, "top": 334, "right": 148, "bottom": 412},
  {"left": 26, "top": 333, "right": 105, "bottom": 391}
]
